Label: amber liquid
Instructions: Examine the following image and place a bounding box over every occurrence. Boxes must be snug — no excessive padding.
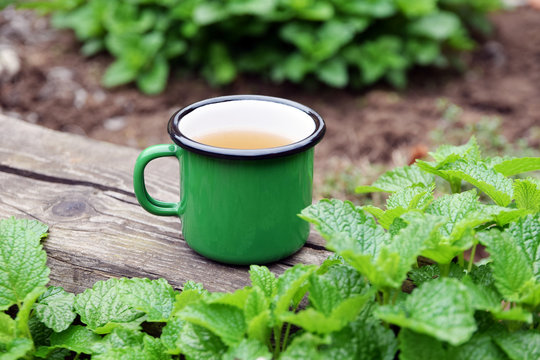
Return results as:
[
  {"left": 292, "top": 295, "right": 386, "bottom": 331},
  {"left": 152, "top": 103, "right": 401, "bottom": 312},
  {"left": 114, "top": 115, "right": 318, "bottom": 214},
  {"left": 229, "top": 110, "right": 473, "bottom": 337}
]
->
[{"left": 194, "top": 130, "right": 293, "bottom": 149}]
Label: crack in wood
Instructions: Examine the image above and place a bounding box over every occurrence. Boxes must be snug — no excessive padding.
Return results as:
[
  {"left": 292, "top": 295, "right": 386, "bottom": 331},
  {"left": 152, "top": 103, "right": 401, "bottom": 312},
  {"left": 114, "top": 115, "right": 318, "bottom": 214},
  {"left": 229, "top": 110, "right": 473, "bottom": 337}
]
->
[{"left": 0, "top": 164, "right": 135, "bottom": 197}]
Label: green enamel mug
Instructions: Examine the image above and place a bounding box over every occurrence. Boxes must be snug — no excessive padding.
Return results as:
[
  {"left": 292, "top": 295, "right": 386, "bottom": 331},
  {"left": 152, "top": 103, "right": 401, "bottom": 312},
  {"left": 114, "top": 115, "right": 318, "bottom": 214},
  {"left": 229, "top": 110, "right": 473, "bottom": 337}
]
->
[{"left": 133, "top": 95, "right": 325, "bottom": 265}]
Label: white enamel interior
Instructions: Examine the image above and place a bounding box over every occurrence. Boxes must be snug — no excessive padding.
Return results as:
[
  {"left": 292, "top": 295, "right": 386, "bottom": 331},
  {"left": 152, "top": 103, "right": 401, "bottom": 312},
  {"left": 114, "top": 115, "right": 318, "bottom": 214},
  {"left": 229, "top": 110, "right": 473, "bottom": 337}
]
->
[{"left": 178, "top": 100, "right": 316, "bottom": 143}]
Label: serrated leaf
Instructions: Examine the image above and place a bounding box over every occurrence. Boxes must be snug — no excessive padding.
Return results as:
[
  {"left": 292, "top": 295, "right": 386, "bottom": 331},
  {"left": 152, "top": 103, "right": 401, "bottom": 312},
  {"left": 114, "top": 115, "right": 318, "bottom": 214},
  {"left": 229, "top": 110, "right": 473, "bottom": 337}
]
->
[
  {"left": 273, "top": 264, "right": 317, "bottom": 316},
  {"left": 1, "top": 337, "right": 33, "bottom": 360},
  {"left": 281, "top": 294, "right": 372, "bottom": 334},
  {"left": 514, "top": 179, "right": 540, "bottom": 212},
  {"left": 309, "top": 263, "right": 369, "bottom": 315},
  {"left": 177, "top": 323, "right": 226, "bottom": 360},
  {"left": 376, "top": 278, "right": 476, "bottom": 345},
  {"left": 507, "top": 213, "right": 540, "bottom": 280},
  {"left": 317, "top": 58, "right": 348, "bottom": 88},
  {"left": 178, "top": 303, "right": 245, "bottom": 346},
  {"left": 249, "top": 265, "right": 277, "bottom": 299},
  {"left": 300, "top": 199, "right": 390, "bottom": 257},
  {"left": 440, "top": 160, "right": 513, "bottom": 206},
  {"left": 0, "top": 217, "right": 50, "bottom": 310},
  {"left": 429, "top": 137, "right": 481, "bottom": 163},
  {"left": 206, "top": 287, "right": 251, "bottom": 309},
  {"left": 222, "top": 338, "right": 271, "bottom": 360},
  {"left": 93, "top": 327, "right": 170, "bottom": 360},
  {"left": 319, "top": 317, "right": 397, "bottom": 360},
  {"left": 386, "top": 183, "right": 434, "bottom": 210},
  {"left": 479, "top": 230, "right": 540, "bottom": 306},
  {"left": 74, "top": 278, "right": 145, "bottom": 333},
  {"left": 0, "top": 312, "right": 15, "bottom": 343},
  {"left": 494, "top": 157, "right": 540, "bottom": 177},
  {"left": 344, "top": 213, "right": 443, "bottom": 289},
  {"left": 426, "top": 190, "right": 480, "bottom": 236},
  {"left": 34, "top": 286, "right": 76, "bottom": 332},
  {"left": 120, "top": 278, "right": 177, "bottom": 322},
  {"left": 494, "top": 330, "right": 540, "bottom": 360},
  {"left": 243, "top": 287, "right": 268, "bottom": 323},
  {"left": 40, "top": 325, "right": 105, "bottom": 355},
  {"left": 279, "top": 333, "right": 324, "bottom": 360},
  {"left": 246, "top": 310, "right": 270, "bottom": 344},
  {"left": 399, "top": 329, "right": 507, "bottom": 360},
  {"left": 408, "top": 263, "right": 465, "bottom": 286},
  {"left": 355, "top": 165, "right": 434, "bottom": 193},
  {"left": 160, "top": 317, "right": 184, "bottom": 355}
]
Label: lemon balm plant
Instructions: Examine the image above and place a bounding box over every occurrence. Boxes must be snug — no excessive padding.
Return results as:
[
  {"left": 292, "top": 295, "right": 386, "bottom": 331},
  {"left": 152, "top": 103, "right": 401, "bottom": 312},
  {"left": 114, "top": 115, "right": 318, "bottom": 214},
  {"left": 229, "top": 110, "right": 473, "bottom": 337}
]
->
[
  {"left": 12, "top": 0, "right": 502, "bottom": 93},
  {"left": 2, "top": 138, "right": 540, "bottom": 359}
]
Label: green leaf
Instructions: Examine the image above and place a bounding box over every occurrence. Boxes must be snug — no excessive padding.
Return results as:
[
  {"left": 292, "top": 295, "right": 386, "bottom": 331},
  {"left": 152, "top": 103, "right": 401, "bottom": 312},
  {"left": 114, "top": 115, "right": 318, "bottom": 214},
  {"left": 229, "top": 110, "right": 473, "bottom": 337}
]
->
[
  {"left": 494, "top": 330, "right": 540, "bottom": 360},
  {"left": 514, "top": 179, "right": 540, "bottom": 212},
  {"left": 479, "top": 231, "right": 540, "bottom": 306},
  {"left": 206, "top": 287, "right": 251, "bottom": 309},
  {"left": 119, "top": 278, "right": 177, "bottom": 322},
  {"left": 202, "top": 43, "right": 236, "bottom": 86},
  {"left": 335, "top": 0, "right": 396, "bottom": 18},
  {"left": 317, "top": 58, "right": 348, "bottom": 88},
  {"left": 408, "top": 263, "right": 465, "bottom": 286},
  {"left": 386, "top": 183, "right": 434, "bottom": 210},
  {"left": 273, "top": 264, "right": 317, "bottom": 316},
  {"left": 81, "top": 38, "right": 104, "bottom": 56},
  {"left": 356, "top": 165, "right": 434, "bottom": 193},
  {"left": 0, "top": 217, "right": 49, "bottom": 310},
  {"left": 396, "top": 0, "right": 437, "bottom": 17},
  {"left": 249, "top": 265, "right": 276, "bottom": 299},
  {"left": 425, "top": 190, "right": 480, "bottom": 237},
  {"left": 0, "top": 337, "right": 33, "bottom": 360},
  {"left": 281, "top": 294, "right": 372, "bottom": 334},
  {"left": 507, "top": 214, "right": 540, "bottom": 280},
  {"left": 102, "top": 59, "right": 138, "bottom": 88},
  {"left": 376, "top": 278, "right": 476, "bottom": 345},
  {"left": 93, "top": 327, "right": 169, "bottom": 360},
  {"left": 246, "top": 310, "right": 270, "bottom": 344},
  {"left": 222, "top": 338, "right": 271, "bottom": 360},
  {"left": 39, "top": 325, "right": 105, "bottom": 355},
  {"left": 244, "top": 287, "right": 268, "bottom": 323},
  {"left": 178, "top": 303, "right": 245, "bottom": 346},
  {"left": 34, "top": 286, "right": 76, "bottom": 332},
  {"left": 429, "top": 136, "right": 482, "bottom": 163},
  {"left": 279, "top": 333, "right": 324, "bottom": 360},
  {"left": 74, "top": 278, "right": 145, "bottom": 333},
  {"left": 399, "top": 329, "right": 507, "bottom": 360},
  {"left": 319, "top": 317, "right": 397, "bottom": 360},
  {"left": 0, "top": 312, "right": 15, "bottom": 343},
  {"left": 136, "top": 55, "right": 169, "bottom": 95},
  {"left": 160, "top": 317, "right": 184, "bottom": 355},
  {"left": 440, "top": 160, "right": 514, "bottom": 206},
  {"left": 177, "top": 323, "right": 226, "bottom": 360},
  {"left": 409, "top": 11, "right": 461, "bottom": 40},
  {"left": 300, "top": 199, "right": 390, "bottom": 257},
  {"left": 494, "top": 157, "right": 540, "bottom": 177},
  {"left": 344, "top": 212, "right": 444, "bottom": 289},
  {"left": 309, "top": 263, "right": 369, "bottom": 315}
]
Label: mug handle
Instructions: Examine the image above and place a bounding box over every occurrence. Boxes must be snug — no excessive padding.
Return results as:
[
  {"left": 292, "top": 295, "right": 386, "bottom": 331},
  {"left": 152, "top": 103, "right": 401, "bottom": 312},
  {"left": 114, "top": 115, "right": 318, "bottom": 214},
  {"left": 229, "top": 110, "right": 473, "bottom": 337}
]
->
[{"left": 133, "top": 144, "right": 184, "bottom": 216}]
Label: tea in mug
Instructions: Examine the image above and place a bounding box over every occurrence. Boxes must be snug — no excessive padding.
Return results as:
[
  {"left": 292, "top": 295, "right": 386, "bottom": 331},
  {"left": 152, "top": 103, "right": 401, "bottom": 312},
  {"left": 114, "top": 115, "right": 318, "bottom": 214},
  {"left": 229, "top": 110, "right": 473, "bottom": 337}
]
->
[{"left": 194, "top": 130, "right": 293, "bottom": 149}]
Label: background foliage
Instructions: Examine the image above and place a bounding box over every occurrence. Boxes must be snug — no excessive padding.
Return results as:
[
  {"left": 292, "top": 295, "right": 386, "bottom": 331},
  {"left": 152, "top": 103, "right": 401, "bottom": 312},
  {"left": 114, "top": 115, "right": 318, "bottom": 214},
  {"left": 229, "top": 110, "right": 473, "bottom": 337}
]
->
[{"left": 15, "top": 0, "right": 502, "bottom": 93}]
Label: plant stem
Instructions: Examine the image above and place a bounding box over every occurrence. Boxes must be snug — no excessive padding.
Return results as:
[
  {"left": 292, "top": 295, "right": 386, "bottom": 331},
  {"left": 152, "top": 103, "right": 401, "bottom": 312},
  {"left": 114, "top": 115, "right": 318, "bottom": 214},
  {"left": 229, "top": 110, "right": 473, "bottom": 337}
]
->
[
  {"left": 273, "top": 325, "right": 282, "bottom": 358},
  {"left": 440, "top": 263, "right": 450, "bottom": 277},
  {"left": 467, "top": 243, "right": 478, "bottom": 273},
  {"left": 450, "top": 179, "right": 461, "bottom": 194},
  {"left": 458, "top": 253, "right": 465, "bottom": 268},
  {"left": 282, "top": 323, "right": 292, "bottom": 352}
]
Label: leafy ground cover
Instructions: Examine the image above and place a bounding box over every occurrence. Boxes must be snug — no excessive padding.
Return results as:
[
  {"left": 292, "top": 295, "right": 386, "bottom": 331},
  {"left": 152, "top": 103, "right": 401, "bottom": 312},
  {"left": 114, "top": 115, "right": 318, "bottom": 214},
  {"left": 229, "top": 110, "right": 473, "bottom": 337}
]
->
[
  {"left": 2, "top": 139, "right": 540, "bottom": 359},
  {"left": 18, "top": 0, "right": 501, "bottom": 93}
]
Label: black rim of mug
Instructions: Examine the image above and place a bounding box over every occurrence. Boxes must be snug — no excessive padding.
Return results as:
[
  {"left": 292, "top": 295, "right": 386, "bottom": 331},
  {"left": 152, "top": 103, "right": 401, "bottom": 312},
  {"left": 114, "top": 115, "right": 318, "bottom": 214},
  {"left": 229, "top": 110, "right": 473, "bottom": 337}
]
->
[{"left": 167, "top": 95, "right": 326, "bottom": 160}]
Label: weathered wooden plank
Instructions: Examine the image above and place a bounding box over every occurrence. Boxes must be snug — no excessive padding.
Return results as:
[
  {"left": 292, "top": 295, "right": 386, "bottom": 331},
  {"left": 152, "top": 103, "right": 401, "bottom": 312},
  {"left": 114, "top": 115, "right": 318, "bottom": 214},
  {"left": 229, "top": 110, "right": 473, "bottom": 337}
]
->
[{"left": 0, "top": 116, "right": 329, "bottom": 293}]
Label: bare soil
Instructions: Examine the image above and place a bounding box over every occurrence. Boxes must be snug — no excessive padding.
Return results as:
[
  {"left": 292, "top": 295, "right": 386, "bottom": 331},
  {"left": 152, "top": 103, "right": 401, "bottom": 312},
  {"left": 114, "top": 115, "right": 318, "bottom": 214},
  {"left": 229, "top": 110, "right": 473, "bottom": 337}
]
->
[{"left": 1, "top": 6, "right": 539, "bottom": 197}]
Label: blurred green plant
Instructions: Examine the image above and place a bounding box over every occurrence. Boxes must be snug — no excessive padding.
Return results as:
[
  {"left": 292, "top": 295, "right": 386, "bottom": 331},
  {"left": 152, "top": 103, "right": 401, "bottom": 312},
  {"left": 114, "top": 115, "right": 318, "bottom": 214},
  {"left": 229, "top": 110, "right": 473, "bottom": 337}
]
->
[{"left": 10, "top": 0, "right": 501, "bottom": 93}]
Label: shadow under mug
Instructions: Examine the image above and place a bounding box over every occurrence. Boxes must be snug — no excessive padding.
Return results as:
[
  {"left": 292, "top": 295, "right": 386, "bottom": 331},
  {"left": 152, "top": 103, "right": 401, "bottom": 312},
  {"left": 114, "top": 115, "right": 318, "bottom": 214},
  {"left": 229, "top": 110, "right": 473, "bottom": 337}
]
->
[{"left": 133, "top": 95, "right": 325, "bottom": 265}]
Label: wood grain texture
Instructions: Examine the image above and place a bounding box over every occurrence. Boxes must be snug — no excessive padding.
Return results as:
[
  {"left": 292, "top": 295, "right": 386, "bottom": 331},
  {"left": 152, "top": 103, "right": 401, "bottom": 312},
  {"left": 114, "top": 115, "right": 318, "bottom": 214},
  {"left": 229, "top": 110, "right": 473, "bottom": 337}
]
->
[{"left": 0, "top": 116, "right": 329, "bottom": 293}]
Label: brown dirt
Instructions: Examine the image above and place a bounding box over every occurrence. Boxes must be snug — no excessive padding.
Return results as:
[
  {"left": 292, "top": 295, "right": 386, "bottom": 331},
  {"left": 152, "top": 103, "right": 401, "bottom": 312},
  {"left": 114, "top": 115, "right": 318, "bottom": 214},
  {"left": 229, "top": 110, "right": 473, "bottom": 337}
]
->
[{"left": 1, "top": 6, "right": 540, "bottom": 198}]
